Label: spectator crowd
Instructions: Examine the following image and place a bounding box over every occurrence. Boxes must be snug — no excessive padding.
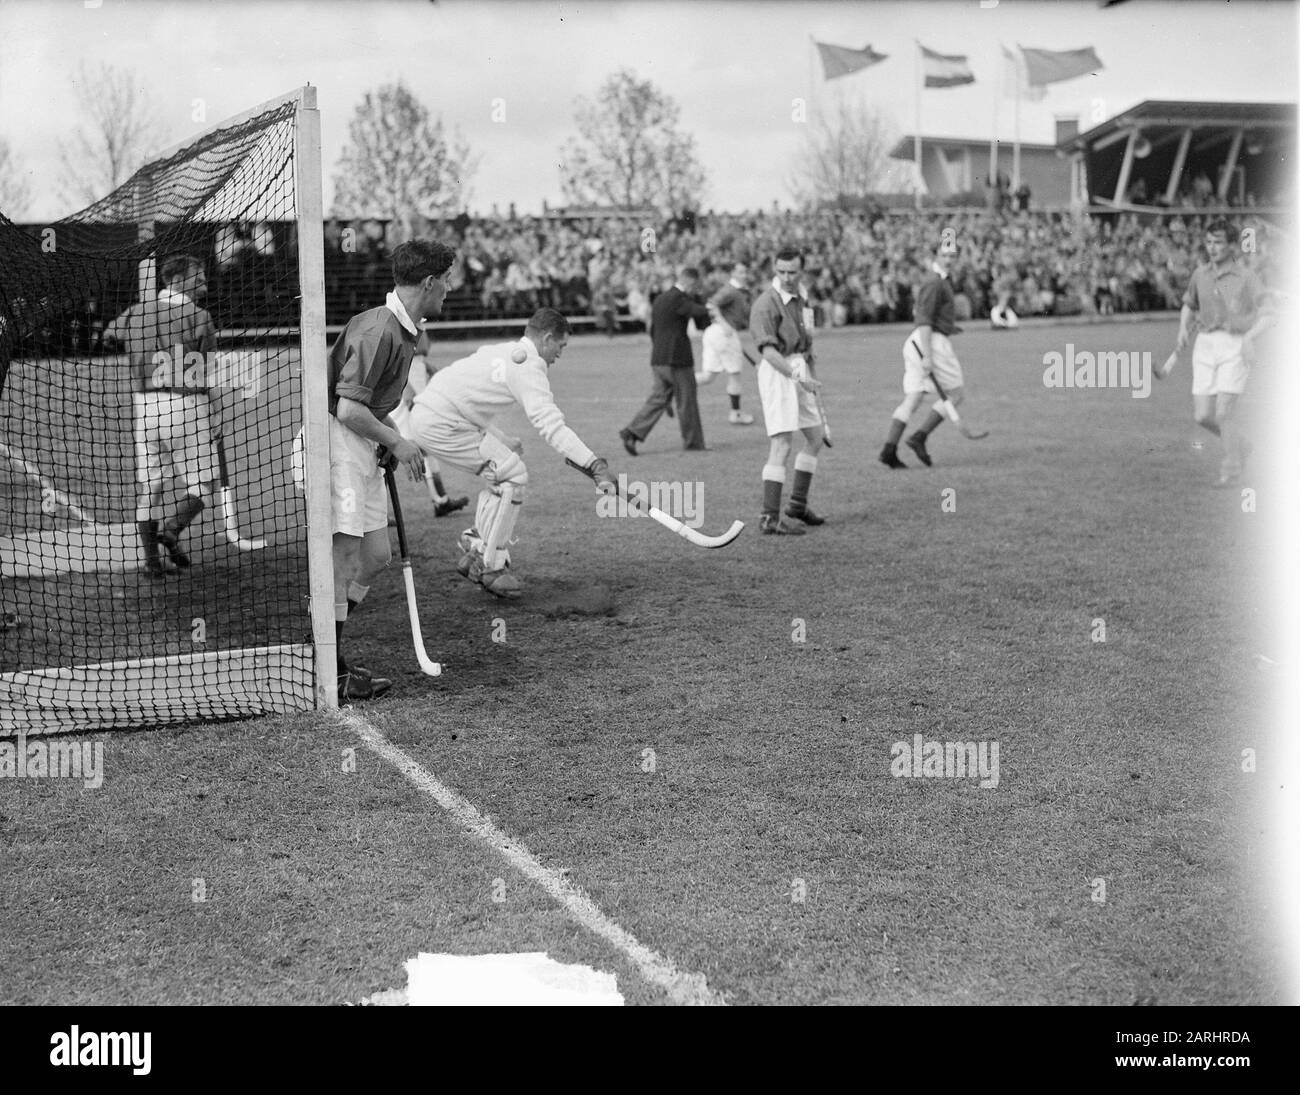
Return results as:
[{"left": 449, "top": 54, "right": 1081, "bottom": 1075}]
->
[
  {"left": 9, "top": 206, "right": 1283, "bottom": 357},
  {"left": 322, "top": 206, "right": 1284, "bottom": 330}
]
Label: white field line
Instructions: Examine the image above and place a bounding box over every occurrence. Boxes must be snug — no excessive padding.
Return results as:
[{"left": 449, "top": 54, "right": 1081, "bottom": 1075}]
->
[{"left": 339, "top": 710, "right": 726, "bottom": 1006}]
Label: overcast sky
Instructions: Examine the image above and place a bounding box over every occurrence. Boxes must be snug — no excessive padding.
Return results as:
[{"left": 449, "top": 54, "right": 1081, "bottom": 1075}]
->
[{"left": 0, "top": 0, "right": 1294, "bottom": 221}]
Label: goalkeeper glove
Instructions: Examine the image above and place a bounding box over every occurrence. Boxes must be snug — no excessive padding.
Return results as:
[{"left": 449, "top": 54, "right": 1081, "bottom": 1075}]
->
[{"left": 587, "top": 456, "right": 617, "bottom": 495}]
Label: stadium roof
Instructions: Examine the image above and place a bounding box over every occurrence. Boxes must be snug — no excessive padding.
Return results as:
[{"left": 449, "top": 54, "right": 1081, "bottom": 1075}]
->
[
  {"left": 1058, "top": 100, "right": 1296, "bottom": 153},
  {"left": 890, "top": 136, "right": 1057, "bottom": 161}
]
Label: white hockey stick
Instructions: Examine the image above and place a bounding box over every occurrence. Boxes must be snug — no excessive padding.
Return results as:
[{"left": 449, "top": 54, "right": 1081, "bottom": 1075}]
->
[
  {"left": 385, "top": 466, "right": 442, "bottom": 676},
  {"left": 217, "top": 438, "right": 267, "bottom": 550},
  {"left": 567, "top": 458, "right": 744, "bottom": 549},
  {"left": 931, "top": 375, "right": 989, "bottom": 441},
  {"left": 0, "top": 440, "right": 93, "bottom": 524}
]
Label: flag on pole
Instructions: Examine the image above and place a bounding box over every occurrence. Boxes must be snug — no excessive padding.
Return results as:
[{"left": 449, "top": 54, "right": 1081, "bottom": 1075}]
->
[
  {"left": 1002, "top": 45, "right": 1047, "bottom": 101},
  {"left": 920, "top": 44, "right": 975, "bottom": 88},
  {"left": 814, "top": 41, "right": 888, "bottom": 80},
  {"left": 1019, "top": 45, "right": 1104, "bottom": 87}
]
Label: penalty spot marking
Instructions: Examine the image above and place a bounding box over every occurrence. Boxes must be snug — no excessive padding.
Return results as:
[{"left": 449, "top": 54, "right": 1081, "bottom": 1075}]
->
[{"left": 339, "top": 710, "right": 726, "bottom": 1006}]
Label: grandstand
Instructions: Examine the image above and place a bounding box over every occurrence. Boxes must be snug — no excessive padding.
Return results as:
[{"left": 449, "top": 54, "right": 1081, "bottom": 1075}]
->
[{"left": 1059, "top": 100, "right": 1295, "bottom": 216}]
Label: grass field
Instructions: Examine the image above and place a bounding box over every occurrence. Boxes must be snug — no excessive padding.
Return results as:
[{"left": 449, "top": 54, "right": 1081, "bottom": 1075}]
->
[{"left": 0, "top": 315, "right": 1288, "bottom": 1006}]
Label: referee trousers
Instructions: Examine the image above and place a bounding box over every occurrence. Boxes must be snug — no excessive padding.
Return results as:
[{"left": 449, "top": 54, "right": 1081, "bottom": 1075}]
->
[{"left": 626, "top": 364, "right": 705, "bottom": 450}]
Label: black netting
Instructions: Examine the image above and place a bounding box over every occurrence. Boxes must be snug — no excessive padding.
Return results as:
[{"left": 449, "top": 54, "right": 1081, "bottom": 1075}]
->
[{"left": 0, "top": 100, "right": 317, "bottom": 732}]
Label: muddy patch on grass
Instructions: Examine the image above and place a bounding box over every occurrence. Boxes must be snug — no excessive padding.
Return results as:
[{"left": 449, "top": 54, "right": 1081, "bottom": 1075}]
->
[{"left": 528, "top": 581, "right": 618, "bottom": 619}]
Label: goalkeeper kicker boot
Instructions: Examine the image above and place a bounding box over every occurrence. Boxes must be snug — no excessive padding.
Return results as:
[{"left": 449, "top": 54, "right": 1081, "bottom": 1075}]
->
[{"left": 479, "top": 565, "right": 523, "bottom": 598}]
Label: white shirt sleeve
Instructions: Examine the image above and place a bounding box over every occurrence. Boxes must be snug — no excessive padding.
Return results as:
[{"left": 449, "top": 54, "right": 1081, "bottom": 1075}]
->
[{"left": 504, "top": 359, "right": 595, "bottom": 467}]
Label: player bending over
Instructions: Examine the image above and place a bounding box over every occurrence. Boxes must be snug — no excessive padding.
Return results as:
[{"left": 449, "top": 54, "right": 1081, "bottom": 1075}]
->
[
  {"left": 327, "top": 238, "right": 457, "bottom": 700},
  {"left": 408, "top": 307, "right": 617, "bottom": 598},
  {"left": 880, "top": 237, "right": 963, "bottom": 469},
  {"left": 102, "top": 253, "right": 224, "bottom": 577}
]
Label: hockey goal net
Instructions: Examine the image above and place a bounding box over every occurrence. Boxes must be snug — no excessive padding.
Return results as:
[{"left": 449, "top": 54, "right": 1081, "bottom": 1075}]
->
[{"left": 0, "top": 87, "right": 335, "bottom": 733}]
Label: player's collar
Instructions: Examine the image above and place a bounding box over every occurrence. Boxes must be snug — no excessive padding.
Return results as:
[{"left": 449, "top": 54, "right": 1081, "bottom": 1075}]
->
[
  {"left": 518, "top": 335, "right": 539, "bottom": 358},
  {"left": 157, "top": 288, "right": 191, "bottom": 306},
  {"left": 771, "top": 277, "right": 800, "bottom": 305},
  {"left": 385, "top": 290, "right": 420, "bottom": 336},
  {"left": 931, "top": 262, "right": 949, "bottom": 279}
]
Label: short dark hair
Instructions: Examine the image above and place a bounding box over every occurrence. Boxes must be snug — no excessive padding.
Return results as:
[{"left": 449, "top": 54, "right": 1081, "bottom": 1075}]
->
[
  {"left": 774, "top": 248, "right": 803, "bottom": 267},
  {"left": 392, "top": 238, "right": 457, "bottom": 286},
  {"left": 160, "top": 253, "right": 204, "bottom": 284},
  {"left": 525, "top": 307, "right": 570, "bottom": 341},
  {"left": 1204, "top": 219, "right": 1232, "bottom": 239},
  {"left": 678, "top": 266, "right": 700, "bottom": 281}
]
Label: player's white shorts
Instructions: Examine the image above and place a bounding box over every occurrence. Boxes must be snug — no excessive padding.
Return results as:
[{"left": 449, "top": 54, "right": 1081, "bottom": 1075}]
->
[
  {"left": 328, "top": 415, "right": 388, "bottom": 538},
  {"left": 903, "top": 332, "right": 964, "bottom": 395},
  {"left": 133, "top": 392, "right": 218, "bottom": 488},
  {"left": 701, "top": 322, "right": 744, "bottom": 375},
  {"left": 757, "top": 355, "right": 820, "bottom": 437},
  {"left": 1191, "top": 330, "right": 1248, "bottom": 397},
  {"left": 407, "top": 394, "right": 524, "bottom": 486}
]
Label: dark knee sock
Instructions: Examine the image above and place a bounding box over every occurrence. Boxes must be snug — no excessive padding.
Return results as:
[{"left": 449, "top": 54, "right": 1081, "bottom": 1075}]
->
[
  {"left": 885, "top": 418, "right": 906, "bottom": 446},
  {"left": 790, "top": 470, "right": 813, "bottom": 508},
  {"left": 762, "top": 478, "right": 783, "bottom": 518},
  {"left": 729, "top": 393, "right": 741, "bottom": 411},
  {"left": 167, "top": 495, "right": 206, "bottom": 536},
  {"left": 914, "top": 410, "right": 945, "bottom": 438},
  {"left": 138, "top": 520, "right": 160, "bottom": 557}
]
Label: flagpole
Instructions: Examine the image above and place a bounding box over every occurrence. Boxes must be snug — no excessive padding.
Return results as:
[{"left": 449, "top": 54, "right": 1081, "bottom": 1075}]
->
[
  {"left": 990, "top": 49, "right": 1000, "bottom": 195},
  {"left": 914, "top": 41, "right": 923, "bottom": 211},
  {"left": 1013, "top": 67, "right": 1022, "bottom": 192},
  {"left": 808, "top": 36, "right": 815, "bottom": 121}
]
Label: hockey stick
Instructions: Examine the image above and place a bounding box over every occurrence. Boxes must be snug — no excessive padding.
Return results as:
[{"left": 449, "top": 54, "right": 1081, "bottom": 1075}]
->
[
  {"left": 929, "top": 375, "right": 989, "bottom": 441},
  {"left": 565, "top": 457, "right": 744, "bottom": 549},
  {"left": 809, "top": 367, "right": 833, "bottom": 448},
  {"left": 384, "top": 465, "right": 443, "bottom": 677},
  {"left": 1154, "top": 344, "right": 1182, "bottom": 380},
  {"left": 743, "top": 350, "right": 831, "bottom": 447},
  {"left": 216, "top": 436, "right": 267, "bottom": 549}
]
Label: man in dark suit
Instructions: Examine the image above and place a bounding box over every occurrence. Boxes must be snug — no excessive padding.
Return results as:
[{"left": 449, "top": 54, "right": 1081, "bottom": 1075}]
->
[{"left": 620, "top": 266, "right": 711, "bottom": 454}]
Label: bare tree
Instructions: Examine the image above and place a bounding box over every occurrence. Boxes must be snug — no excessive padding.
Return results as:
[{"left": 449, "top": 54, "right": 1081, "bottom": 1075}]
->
[
  {"left": 559, "top": 70, "right": 707, "bottom": 215},
  {"left": 0, "top": 138, "right": 31, "bottom": 219},
  {"left": 56, "top": 64, "right": 164, "bottom": 211},
  {"left": 788, "top": 95, "right": 911, "bottom": 208},
  {"left": 331, "top": 82, "right": 477, "bottom": 240}
]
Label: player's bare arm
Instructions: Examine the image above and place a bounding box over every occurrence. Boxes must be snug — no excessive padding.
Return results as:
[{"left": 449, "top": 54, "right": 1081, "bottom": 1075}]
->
[
  {"left": 914, "top": 322, "right": 934, "bottom": 363},
  {"left": 1176, "top": 304, "right": 1196, "bottom": 350},
  {"left": 761, "top": 344, "right": 820, "bottom": 391}
]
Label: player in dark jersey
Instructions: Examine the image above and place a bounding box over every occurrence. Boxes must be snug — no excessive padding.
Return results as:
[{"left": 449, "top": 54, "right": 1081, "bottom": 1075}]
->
[
  {"left": 326, "top": 238, "right": 457, "bottom": 700},
  {"left": 102, "top": 253, "right": 221, "bottom": 577},
  {"left": 880, "top": 237, "right": 966, "bottom": 469}
]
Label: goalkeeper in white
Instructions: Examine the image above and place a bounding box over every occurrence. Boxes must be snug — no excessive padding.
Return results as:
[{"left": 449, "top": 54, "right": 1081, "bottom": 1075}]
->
[{"left": 408, "top": 307, "right": 616, "bottom": 598}]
